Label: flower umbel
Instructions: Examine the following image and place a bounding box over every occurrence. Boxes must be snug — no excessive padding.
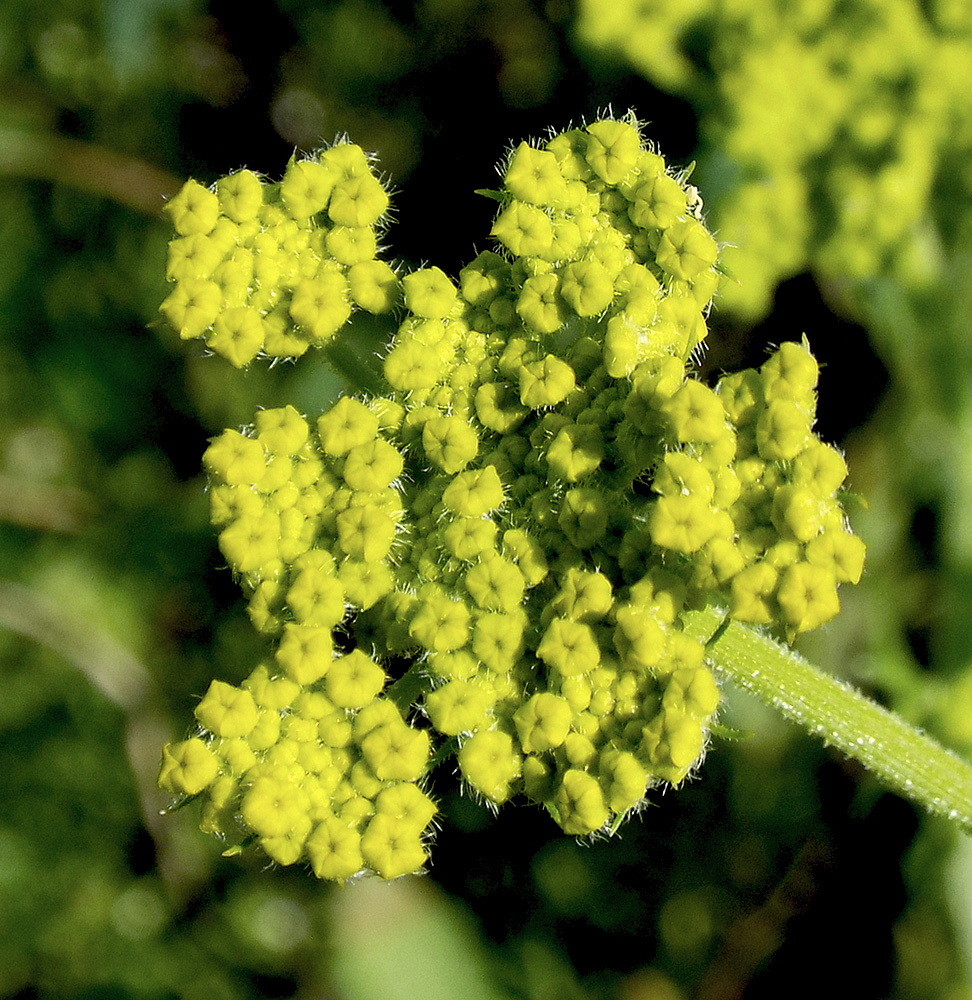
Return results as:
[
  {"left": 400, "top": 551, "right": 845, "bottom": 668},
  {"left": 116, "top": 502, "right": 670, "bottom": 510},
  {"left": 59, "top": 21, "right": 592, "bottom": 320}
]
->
[
  {"left": 160, "top": 143, "right": 397, "bottom": 365},
  {"left": 159, "top": 114, "right": 864, "bottom": 881}
]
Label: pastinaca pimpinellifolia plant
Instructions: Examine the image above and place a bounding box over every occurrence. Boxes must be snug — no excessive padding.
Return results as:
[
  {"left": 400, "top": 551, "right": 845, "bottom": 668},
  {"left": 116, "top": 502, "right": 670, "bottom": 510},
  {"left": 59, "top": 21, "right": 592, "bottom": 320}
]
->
[{"left": 157, "top": 112, "right": 972, "bottom": 882}]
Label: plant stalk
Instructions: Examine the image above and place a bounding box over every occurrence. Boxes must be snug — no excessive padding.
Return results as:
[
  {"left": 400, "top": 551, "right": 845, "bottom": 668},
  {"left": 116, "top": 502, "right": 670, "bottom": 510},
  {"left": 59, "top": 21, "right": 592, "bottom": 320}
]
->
[{"left": 683, "top": 606, "right": 972, "bottom": 833}]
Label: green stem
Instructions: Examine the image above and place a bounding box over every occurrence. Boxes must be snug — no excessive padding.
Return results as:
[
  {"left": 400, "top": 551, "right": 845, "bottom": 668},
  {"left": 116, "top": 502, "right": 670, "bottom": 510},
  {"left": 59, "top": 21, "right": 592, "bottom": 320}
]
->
[
  {"left": 0, "top": 126, "right": 181, "bottom": 216},
  {"left": 322, "top": 315, "right": 392, "bottom": 397},
  {"left": 682, "top": 606, "right": 972, "bottom": 833},
  {"left": 323, "top": 337, "right": 386, "bottom": 396},
  {"left": 385, "top": 662, "right": 432, "bottom": 717}
]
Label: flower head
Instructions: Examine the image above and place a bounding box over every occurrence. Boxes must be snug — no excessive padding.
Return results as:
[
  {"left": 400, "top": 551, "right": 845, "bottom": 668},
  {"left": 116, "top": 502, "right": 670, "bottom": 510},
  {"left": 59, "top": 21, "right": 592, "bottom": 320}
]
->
[{"left": 160, "top": 113, "right": 864, "bottom": 882}]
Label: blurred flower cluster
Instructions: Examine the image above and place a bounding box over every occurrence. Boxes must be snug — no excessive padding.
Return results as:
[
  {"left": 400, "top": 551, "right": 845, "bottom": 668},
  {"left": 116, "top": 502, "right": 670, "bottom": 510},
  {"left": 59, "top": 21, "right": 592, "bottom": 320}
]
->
[{"left": 576, "top": 0, "right": 972, "bottom": 318}]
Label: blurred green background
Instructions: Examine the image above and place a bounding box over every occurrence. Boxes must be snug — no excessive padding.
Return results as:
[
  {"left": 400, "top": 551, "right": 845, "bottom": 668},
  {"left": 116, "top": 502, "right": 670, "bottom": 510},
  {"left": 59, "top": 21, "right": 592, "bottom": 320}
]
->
[{"left": 3, "top": 1, "right": 972, "bottom": 997}]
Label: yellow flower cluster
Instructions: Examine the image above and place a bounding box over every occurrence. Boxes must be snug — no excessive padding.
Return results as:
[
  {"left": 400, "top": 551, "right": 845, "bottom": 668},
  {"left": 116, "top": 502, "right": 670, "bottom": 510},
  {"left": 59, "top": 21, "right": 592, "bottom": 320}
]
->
[
  {"left": 159, "top": 671, "right": 434, "bottom": 879},
  {"left": 159, "top": 142, "right": 397, "bottom": 365},
  {"left": 159, "top": 114, "right": 864, "bottom": 881},
  {"left": 575, "top": 0, "right": 972, "bottom": 317}
]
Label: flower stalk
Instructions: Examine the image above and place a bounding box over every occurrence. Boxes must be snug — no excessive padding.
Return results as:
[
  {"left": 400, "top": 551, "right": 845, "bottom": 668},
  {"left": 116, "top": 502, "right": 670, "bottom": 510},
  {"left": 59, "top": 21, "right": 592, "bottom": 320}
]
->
[{"left": 684, "top": 605, "right": 972, "bottom": 832}]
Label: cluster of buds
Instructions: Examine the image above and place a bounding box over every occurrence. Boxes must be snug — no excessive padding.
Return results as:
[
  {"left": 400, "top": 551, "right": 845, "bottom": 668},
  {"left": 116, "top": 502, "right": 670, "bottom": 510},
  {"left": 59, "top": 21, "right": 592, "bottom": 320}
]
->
[
  {"left": 159, "top": 114, "right": 864, "bottom": 881},
  {"left": 159, "top": 143, "right": 397, "bottom": 365}
]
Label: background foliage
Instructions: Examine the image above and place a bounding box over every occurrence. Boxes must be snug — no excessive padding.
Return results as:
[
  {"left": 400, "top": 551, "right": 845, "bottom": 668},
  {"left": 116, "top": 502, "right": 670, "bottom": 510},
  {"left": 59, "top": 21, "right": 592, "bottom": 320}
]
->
[{"left": 2, "top": 1, "right": 972, "bottom": 997}]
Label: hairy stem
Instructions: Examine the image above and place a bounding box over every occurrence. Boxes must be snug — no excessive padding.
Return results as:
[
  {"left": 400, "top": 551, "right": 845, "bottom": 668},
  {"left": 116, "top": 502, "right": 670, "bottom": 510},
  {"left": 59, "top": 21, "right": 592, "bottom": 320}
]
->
[{"left": 683, "top": 606, "right": 972, "bottom": 833}]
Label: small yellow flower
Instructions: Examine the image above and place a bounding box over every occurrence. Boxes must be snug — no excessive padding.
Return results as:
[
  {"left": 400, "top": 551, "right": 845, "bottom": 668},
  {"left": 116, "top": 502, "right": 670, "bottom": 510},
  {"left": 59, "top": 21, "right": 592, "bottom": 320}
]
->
[
  {"left": 158, "top": 738, "right": 219, "bottom": 796},
  {"left": 403, "top": 266, "right": 458, "bottom": 319},
  {"left": 458, "top": 729, "right": 521, "bottom": 804},
  {"left": 513, "top": 692, "right": 573, "bottom": 753},
  {"left": 537, "top": 618, "right": 601, "bottom": 676},
  {"left": 194, "top": 680, "right": 259, "bottom": 739},
  {"left": 348, "top": 259, "right": 400, "bottom": 313},
  {"left": 360, "top": 813, "right": 427, "bottom": 879},
  {"left": 554, "top": 769, "right": 609, "bottom": 835},
  {"left": 166, "top": 179, "right": 220, "bottom": 236},
  {"left": 504, "top": 141, "right": 569, "bottom": 207},
  {"left": 491, "top": 201, "right": 555, "bottom": 257},
  {"left": 325, "top": 650, "right": 386, "bottom": 709},
  {"left": 306, "top": 815, "right": 364, "bottom": 882}
]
